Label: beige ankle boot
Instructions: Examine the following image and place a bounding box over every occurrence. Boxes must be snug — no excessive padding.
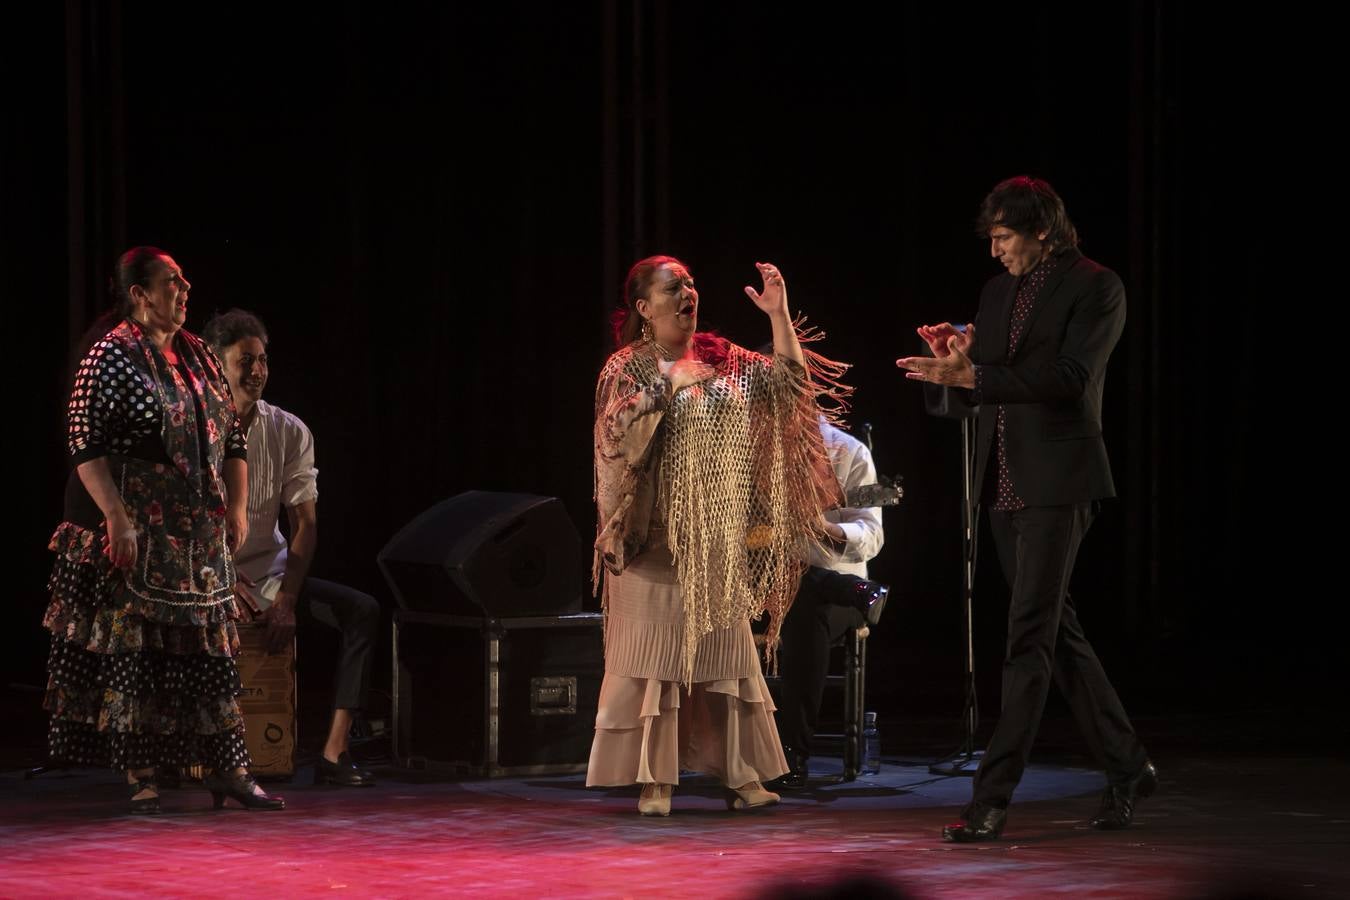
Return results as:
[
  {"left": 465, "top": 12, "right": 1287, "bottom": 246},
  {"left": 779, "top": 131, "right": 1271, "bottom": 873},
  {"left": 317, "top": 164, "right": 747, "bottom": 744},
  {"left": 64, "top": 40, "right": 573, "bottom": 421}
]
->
[
  {"left": 725, "top": 780, "right": 780, "bottom": 810},
  {"left": 638, "top": 782, "right": 673, "bottom": 816}
]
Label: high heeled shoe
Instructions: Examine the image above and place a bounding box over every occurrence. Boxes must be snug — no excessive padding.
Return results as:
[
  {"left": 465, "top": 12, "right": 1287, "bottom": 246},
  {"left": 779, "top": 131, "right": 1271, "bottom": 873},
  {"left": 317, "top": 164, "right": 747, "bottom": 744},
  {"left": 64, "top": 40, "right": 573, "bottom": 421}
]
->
[
  {"left": 128, "top": 775, "right": 160, "bottom": 815},
  {"left": 637, "top": 782, "right": 673, "bottom": 816},
  {"left": 724, "top": 781, "right": 780, "bottom": 810},
  {"left": 203, "top": 770, "right": 285, "bottom": 811}
]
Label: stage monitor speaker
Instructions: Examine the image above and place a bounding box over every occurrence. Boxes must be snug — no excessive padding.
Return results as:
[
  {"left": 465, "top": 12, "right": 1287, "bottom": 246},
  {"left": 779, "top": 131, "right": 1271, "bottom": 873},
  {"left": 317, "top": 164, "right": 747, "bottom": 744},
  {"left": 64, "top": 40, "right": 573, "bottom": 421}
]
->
[{"left": 377, "top": 491, "right": 582, "bottom": 617}]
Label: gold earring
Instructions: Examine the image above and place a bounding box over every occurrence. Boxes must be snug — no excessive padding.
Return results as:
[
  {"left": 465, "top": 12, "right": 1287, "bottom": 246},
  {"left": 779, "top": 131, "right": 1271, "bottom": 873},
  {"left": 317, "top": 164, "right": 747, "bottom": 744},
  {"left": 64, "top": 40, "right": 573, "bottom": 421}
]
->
[{"left": 641, "top": 317, "right": 653, "bottom": 342}]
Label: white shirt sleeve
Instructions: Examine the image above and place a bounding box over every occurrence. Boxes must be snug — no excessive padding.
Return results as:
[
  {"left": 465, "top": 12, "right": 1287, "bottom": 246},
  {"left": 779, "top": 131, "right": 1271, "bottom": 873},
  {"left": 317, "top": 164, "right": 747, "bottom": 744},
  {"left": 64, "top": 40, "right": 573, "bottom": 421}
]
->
[
  {"left": 280, "top": 415, "right": 319, "bottom": 508},
  {"left": 830, "top": 438, "right": 884, "bottom": 565}
]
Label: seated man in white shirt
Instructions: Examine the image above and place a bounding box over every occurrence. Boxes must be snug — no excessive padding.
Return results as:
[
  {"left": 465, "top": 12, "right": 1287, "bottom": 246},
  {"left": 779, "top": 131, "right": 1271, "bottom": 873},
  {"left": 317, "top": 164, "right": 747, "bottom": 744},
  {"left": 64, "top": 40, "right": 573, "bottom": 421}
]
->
[
  {"left": 769, "top": 418, "right": 888, "bottom": 790},
  {"left": 205, "top": 310, "right": 379, "bottom": 787}
]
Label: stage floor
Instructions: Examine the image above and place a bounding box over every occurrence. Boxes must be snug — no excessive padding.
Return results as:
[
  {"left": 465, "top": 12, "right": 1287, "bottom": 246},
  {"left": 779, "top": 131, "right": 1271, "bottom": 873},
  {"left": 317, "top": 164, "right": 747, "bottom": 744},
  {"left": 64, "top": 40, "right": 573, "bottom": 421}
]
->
[{"left": 2, "top": 754, "right": 1347, "bottom": 898}]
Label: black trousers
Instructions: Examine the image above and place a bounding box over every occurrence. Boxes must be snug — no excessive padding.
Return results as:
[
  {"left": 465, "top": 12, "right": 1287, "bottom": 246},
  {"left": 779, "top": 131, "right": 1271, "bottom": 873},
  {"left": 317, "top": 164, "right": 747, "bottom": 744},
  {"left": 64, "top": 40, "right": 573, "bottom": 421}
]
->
[
  {"left": 776, "top": 566, "right": 865, "bottom": 759},
  {"left": 298, "top": 577, "right": 380, "bottom": 713},
  {"left": 970, "top": 503, "right": 1147, "bottom": 810}
]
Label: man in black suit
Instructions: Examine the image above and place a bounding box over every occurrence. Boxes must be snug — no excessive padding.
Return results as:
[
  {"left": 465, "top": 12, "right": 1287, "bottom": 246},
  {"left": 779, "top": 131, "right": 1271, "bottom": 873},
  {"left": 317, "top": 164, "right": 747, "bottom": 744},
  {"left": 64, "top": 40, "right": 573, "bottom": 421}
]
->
[{"left": 897, "top": 176, "right": 1155, "bottom": 842}]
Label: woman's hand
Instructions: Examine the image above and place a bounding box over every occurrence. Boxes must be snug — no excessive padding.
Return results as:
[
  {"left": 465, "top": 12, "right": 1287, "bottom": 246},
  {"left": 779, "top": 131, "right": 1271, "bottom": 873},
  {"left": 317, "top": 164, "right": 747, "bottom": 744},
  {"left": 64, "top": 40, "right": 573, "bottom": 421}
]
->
[
  {"left": 744, "top": 262, "right": 789, "bottom": 319},
  {"left": 660, "top": 358, "right": 715, "bottom": 393},
  {"left": 104, "top": 511, "right": 139, "bottom": 570}
]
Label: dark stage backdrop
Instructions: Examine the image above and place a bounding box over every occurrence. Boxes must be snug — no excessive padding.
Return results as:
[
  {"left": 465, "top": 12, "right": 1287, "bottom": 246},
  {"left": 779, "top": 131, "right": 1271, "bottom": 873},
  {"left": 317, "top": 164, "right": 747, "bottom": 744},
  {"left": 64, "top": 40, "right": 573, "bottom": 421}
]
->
[{"left": 3, "top": 2, "right": 1311, "bottom": 754}]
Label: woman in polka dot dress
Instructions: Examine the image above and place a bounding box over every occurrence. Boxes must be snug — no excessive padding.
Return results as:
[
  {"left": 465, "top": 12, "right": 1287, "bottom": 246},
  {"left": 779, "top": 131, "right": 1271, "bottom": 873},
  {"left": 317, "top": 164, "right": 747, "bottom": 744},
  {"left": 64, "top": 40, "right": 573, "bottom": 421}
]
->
[{"left": 44, "top": 247, "right": 283, "bottom": 813}]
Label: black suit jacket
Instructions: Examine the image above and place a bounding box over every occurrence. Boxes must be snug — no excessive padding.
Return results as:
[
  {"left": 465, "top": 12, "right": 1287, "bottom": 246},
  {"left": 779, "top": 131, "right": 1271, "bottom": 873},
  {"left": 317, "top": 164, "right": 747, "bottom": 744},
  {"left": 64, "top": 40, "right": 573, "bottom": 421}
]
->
[{"left": 927, "top": 248, "right": 1126, "bottom": 507}]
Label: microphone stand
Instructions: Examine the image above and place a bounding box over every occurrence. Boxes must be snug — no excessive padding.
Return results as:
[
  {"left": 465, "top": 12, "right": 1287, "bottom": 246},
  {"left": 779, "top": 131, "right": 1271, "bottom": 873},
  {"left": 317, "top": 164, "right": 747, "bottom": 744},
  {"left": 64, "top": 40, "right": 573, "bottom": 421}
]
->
[{"left": 929, "top": 401, "right": 983, "bottom": 776}]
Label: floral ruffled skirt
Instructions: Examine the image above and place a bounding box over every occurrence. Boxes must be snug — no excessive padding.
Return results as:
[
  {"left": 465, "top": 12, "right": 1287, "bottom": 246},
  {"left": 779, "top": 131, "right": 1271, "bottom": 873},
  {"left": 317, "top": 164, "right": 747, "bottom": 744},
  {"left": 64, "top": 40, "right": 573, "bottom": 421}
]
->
[{"left": 43, "top": 459, "right": 250, "bottom": 772}]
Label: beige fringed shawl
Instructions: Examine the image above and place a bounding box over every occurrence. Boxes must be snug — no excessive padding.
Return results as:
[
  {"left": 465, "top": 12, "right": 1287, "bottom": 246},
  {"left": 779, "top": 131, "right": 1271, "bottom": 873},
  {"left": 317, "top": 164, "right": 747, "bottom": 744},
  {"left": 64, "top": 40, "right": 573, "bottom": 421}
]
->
[{"left": 593, "top": 324, "right": 849, "bottom": 685}]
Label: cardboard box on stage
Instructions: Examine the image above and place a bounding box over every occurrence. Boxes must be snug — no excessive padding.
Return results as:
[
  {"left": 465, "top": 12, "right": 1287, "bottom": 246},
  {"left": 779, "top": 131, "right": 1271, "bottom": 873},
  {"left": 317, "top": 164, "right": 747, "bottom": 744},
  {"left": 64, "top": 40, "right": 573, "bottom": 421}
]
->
[
  {"left": 235, "top": 624, "right": 297, "bottom": 777},
  {"left": 392, "top": 610, "right": 603, "bottom": 777}
]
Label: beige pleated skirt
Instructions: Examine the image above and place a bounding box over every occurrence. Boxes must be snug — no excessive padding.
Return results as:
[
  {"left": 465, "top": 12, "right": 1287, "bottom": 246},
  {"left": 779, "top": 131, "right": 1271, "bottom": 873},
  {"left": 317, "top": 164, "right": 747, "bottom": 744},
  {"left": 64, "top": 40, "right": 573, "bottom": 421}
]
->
[{"left": 586, "top": 546, "right": 788, "bottom": 788}]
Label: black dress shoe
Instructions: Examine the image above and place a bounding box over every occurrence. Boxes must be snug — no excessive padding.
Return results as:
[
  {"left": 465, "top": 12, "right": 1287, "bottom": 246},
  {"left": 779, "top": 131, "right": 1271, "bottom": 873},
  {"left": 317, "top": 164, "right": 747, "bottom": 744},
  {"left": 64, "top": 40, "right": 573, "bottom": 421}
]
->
[
  {"left": 1090, "top": 760, "right": 1157, "bottom": 830},
  {"left": 765, "top": 767, "right": 807, "bottom": 791},
  {"left": 315, "top": 752, "right": 376, "bottom": 787},
  {"left": 765, "top": 747, "right": 809, "bottom": 791},
  {"left": 942, "top": 802, "right": 1007, "bottom": 842},
  {"left": 853, "top": 579, "right": 889, "bottom": 627}
]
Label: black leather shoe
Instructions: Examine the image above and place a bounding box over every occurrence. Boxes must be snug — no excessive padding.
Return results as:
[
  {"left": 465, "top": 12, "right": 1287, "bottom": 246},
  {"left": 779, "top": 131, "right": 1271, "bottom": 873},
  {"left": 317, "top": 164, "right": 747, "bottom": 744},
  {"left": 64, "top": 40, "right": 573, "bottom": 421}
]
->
[
  {"left": 1090, "top": 760, "right": 1157, "bottom": 830},
  {"left": 853, "top": 579, "right": 889, "bottom": 627},
  {"left": 765, "top": 746, "right": 809, "bottom": 791},
  {"left": 942, "top": 802, "right": 1006, "bottom": 842},
  {"left": 315, "top": 752, "right": 376, "bottom": 787}
]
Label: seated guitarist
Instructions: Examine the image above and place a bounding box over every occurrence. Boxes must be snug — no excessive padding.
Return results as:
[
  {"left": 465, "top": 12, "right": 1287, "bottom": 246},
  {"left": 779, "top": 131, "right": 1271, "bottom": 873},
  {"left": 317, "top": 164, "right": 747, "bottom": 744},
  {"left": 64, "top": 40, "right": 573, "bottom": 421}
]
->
[{"left": 768, "top": 417, "right": 893, "bottom": 790}]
